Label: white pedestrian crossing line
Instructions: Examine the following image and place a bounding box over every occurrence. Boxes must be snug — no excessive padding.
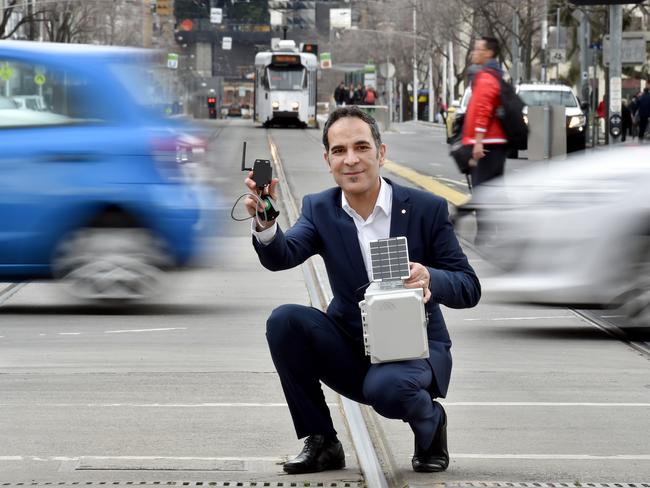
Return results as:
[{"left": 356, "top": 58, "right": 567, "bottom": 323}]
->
[{"left": 463, "top": 315, "right": 576, "bottom": 321}]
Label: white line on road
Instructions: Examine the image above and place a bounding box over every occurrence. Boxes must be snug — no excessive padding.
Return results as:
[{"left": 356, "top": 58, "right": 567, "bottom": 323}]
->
[
  {"left": 442, "top": 402, "right": 650, "bottom": 407},
  {"left": 0, "top": 402, "right": 339, "bottom": 408},
  {"left": 454, "top": 454, "right": 650, "bottom": 460},
  {"left": 463, "top": 315, "right": 576, "bottom": 321},
  {"left": 58, "top": 332, "right": 81, "bottom": 335},
  {"left": 104, "top": 327, "right": 188, "bottom": 334},
  {"left": 3, "top": 453, "right": 650, "bottom": 462},
  {"left": 1, "top": 402, "right": 646, "bottom": 408}
]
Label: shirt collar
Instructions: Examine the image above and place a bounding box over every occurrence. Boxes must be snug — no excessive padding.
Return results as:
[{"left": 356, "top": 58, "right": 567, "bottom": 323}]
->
[{"left": 341, "top": 177, "right": 392, "bottom": 218}]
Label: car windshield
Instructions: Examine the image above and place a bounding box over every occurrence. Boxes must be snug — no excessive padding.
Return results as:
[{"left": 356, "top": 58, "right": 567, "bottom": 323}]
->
[
  {"left": 266, "top": 67, "right": 305, "bottom": 90},
  {"left": 519, "top": 90, "right": 577, "bottom": 108},
  {"left": 108, "top": 61, "right": 175, "bottom": 116}
]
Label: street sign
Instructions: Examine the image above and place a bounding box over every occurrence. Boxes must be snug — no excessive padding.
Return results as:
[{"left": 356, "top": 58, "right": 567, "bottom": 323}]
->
[
  {"left": 222, "top": 37, "right": 232, "bottom": 50},
  {"left": 167, "top": 53, "right": 178, "bottom": 69},
  {"left": 34, "top": 73, "right": 46, "bottom": 85},
  {"left": 330, "top": 9, "right": 351, "bottom": 29},
  {"left": 549, "top": 48, "right": 567, "bottom": 64},
  {"left": 603, "top": 34, "right": 647, "bottom": 65},
  {"left": 378, "top": 62, "right": 395, "bottom": 78},
  {"left": 0, "top": 63, "right": 14, "bottom": 81},
  {"left": 319, "top": 52, "right": 332, "bottom": 70},
  {"left": 210, "top": 8, "right": 222, "bottom": 24}
]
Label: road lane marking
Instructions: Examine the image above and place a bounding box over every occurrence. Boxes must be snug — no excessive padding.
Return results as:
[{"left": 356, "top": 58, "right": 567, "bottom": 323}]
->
[
  {"left": 3, "top": 453, "right": 650, "bottom": 462},
  {"left": 104, "top": 327, "right": 187, "bottom": 334},
  {"left": 463, "top": 315, "right": 576, "bottom": 321},
  {"left": 454, "top": 454, "right": 650, "bottom": 460},
  {"left": 383, "top": 160, "right": 470, "bottom": 207},
  {"left": 58, "top": 332, "right": 81, "bottom": 335},
  {"left": 441, "top": 402, "right": 650, "bottom": 407},
  {"left": 0, "top": 402, "right": 339, "bottom": 407}
]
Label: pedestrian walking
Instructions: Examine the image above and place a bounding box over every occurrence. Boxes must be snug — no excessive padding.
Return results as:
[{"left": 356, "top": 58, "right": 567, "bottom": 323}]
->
[
  {"left": 345, "top": 84, "right": 356, "bottom": 106},
  {"left": 353, "top": 83, "right": 365, "bottom": 105},
  {"left": 461, "top": 36, "right": 508, "bottom": 245},
  {"left": 621, "top": 99, "right": 632, "bottom": 142},
  {"left": 244, "top": 106, "right": 480, "bottom": 475},
  {"left": 334, "top": 82, "right": 345, "bottom": 107},
  {"left": 636, "top": 83, "right": 650, "bottom": 142}
]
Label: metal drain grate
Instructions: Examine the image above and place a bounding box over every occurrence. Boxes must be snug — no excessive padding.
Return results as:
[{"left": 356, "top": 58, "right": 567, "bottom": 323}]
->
[
  {"left": 0, "top": 483, "right": 363, "bottom": 488},
  {"left": 409, "top": 483, "right": 650, "bottom": 488}
]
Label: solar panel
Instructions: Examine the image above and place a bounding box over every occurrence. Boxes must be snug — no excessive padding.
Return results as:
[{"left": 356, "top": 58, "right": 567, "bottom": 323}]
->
[{"left": 369, "top": 237, "right": 411, "bottom": 282}]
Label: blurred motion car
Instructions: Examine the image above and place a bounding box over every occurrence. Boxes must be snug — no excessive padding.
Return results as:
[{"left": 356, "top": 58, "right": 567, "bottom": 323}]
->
[
  {"left": 0, "top": 41, "right": 220, "bottom": 302},
  {"left": 517, "top": 83, "right": 587, "bottom": 153},
  {"left": 461, "top": 146, "right": 650, "bottom": 326}
]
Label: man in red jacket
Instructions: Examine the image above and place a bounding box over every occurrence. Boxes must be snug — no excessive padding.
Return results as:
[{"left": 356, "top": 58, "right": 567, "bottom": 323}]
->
[{"left": 462, "top": 36, "right": 507, "bottom": 187}]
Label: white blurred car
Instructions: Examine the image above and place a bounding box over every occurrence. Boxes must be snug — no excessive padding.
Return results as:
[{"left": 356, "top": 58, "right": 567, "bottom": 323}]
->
[{"left": 463, "top": 146, "right": 650, "bottom": 326}]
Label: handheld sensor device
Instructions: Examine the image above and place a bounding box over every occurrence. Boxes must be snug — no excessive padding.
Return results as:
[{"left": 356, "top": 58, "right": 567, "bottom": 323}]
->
[{"left": 241, "top": 141, "right": 280, "bottom": 221}]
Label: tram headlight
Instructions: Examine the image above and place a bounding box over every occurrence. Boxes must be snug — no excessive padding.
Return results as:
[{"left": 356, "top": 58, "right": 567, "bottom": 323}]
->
[
  {"left": 291, "top": 101, "right": 300, "bottom": 111},
  {"left": 272, "top": 101, "right": 280, "bottom": 111}
]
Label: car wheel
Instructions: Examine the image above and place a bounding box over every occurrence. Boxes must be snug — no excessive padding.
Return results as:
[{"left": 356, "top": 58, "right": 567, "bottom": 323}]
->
[
  {"left": 619, "top": 236, "right": 650, "bottom": 326},
  {"left": 52, "top": 228, "right": 171, "bottom": 302}
]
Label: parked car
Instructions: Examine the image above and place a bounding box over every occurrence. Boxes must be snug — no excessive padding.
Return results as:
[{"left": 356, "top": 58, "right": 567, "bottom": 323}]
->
[
  {"left": 227, "top": 103, "right": 242, "bottom": 117},
  {"left": 0, "top": 41, "right": 221, "bottom": 302},
  {"left": 13, "top": 94, "right": 47, "bottom": 111},
  {"left": 517, "top": 83, "right": 587, "bottom": 153},
  {"left": 447, "top": 82, "right": 587, "bottom": 154},
  {"left": 460, "top": 145, "right": 650, "bottom": 326}
]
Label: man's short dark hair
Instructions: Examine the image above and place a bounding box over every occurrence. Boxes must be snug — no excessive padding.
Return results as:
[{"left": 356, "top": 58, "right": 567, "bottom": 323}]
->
[
  {"left": 322, "top": 106, "right": 382, "bottom": 153},
  {"left": 481, "top": 36, "right": 500, "bottom": 59}
]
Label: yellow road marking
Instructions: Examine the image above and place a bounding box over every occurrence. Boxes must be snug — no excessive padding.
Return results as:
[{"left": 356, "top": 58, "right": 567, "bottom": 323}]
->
[{"left": 383, "top": 160, "right": 470, "bottom": 207}]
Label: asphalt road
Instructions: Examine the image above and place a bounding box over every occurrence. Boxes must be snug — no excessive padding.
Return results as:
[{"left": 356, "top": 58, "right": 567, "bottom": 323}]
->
[{"left": 1, "top": 118, "right": 649, "bottom": 486}]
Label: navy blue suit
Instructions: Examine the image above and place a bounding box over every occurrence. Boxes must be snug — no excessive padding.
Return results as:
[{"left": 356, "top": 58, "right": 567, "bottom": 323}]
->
[{"left": 254, "top": 179, "right": 480, "bottom": 443}]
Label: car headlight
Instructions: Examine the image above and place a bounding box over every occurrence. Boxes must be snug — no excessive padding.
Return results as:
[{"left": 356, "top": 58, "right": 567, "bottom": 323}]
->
[
  {"left": 291, "top": 101, "right": 300, "bottom": 111},
  {"left": 272, "top": 101, "right": 280, "bottom": 111},
  {"left": 523, "top": 114, "right": 528, "bottom": 125},
  {"left": 568, "top": 115, "right": 586, "bottom": 129}
]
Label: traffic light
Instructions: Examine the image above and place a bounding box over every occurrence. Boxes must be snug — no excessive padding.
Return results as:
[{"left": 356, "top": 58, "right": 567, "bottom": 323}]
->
[
  {"left": 301, "top": 43, "right": 318, "bottom": 56},
  {"left": 207, "top": 96, "right": 217, "bottom": 119}
]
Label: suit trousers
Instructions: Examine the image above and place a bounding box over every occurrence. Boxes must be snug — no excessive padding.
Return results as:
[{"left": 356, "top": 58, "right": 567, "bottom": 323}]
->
[{"left": 266, "top": 304, "right": 443, "bottom": 449}]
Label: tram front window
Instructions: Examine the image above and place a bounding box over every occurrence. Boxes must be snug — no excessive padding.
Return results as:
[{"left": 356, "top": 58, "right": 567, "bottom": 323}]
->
[{"left": 267, "top": 67, "right": 305, "bottom": 90}]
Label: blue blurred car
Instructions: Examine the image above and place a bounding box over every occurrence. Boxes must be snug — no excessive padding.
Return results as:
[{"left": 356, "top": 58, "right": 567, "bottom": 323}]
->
[{"left": 0, "top": 41, "right": 219, "bottom": 301}]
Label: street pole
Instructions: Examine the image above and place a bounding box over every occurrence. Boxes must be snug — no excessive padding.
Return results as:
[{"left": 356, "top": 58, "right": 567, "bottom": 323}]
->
[
  {"left": 412, "top": 4, "right": 418, "bottom": 121},
  {"left": 448, "top": 40, "right": 454, "bottom": 105},
  {"left": 442, "top": 48, "right": 447, "bottom": 108},
  {"left": 609, "top": 5, "right": 622, "bottom": 145},
  {"left": 511, "top": 13, "right": 520, "bottom": 84},
  {"left": 387, "top": 55, "right": 393, "bottom": 123},
  {"left": 556, "top": 7, "right": 560, "bottom": 81},
  {"left": 541, "top": 0, "right": 548, "bottom": 82},
  {"left": 579, "top": 9, "right": 589, "bottom": 104},
  {"left": 428, "top": 55, "right": 434, "bottom": 123}
]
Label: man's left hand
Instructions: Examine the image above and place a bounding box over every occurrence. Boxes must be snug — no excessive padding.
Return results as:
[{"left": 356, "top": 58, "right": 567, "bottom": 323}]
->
[{"left": 404, "top": 262, "right": 431, "bottom": 304}]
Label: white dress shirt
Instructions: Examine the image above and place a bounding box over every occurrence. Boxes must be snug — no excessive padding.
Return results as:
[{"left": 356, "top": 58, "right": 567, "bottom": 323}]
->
[{"left": 253, "top": 177, "right": 392, "bottom": 282}]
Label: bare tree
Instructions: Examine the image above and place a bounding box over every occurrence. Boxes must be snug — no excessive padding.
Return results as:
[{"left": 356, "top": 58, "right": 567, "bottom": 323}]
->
[{"left": 1, "top": 0, "right": 47, "bottom": 40}]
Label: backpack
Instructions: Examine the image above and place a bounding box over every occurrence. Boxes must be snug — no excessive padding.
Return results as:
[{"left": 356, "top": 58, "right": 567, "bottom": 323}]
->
[
  {"left": 484, "top": 70, "right": 528, "bottom": 150},
  {"left": 364, "top": 90, "right": 375, "bottom": 104}
]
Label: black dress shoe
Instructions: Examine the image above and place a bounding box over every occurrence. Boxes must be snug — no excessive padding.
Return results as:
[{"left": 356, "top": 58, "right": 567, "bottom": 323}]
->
[
  {"left": 412, "top": 402, "right": 449, "bottom": 473},
  {"left": 283, "top": 435, "right": 345, "bottom": 474}
]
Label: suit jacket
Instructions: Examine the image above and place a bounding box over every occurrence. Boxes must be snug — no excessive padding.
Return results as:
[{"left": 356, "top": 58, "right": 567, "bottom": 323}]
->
[{"left": 253, "top": 179, "right": 481, "bottom": 397}]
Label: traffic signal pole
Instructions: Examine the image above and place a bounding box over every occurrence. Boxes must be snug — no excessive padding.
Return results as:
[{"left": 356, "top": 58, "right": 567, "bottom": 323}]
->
[{"left": 608, "top": 4, "right": 623, "bottom": 144}]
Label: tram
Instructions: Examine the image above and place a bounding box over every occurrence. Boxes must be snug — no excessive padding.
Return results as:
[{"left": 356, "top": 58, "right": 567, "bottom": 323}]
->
[{"left": 254, "top": 40, "right": 318, "bottom": 128}]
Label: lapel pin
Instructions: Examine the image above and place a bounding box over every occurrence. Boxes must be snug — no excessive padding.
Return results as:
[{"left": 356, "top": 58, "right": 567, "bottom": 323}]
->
[{"left": 401, "top": 209, "right": 406, "bottom": 214}]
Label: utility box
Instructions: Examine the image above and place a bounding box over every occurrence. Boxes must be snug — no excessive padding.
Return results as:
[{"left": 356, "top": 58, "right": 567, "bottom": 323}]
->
[{"left": 527, "top": 105, "right": 566, "bottom": 160}]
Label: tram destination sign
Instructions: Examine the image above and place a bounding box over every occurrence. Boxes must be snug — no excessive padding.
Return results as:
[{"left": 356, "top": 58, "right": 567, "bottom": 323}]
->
[{"left": 272, "top": 55, "right": 301, "bottom": 66}]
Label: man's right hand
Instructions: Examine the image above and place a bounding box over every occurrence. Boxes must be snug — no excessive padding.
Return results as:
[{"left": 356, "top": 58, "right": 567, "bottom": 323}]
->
[{"left": 244, "top": 171, "right": 279, "bottom": 231}]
